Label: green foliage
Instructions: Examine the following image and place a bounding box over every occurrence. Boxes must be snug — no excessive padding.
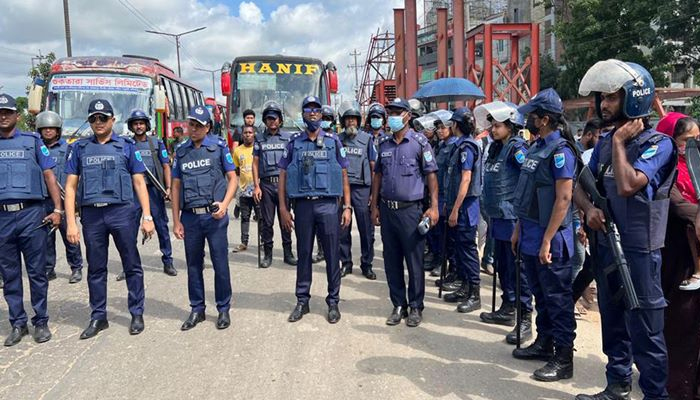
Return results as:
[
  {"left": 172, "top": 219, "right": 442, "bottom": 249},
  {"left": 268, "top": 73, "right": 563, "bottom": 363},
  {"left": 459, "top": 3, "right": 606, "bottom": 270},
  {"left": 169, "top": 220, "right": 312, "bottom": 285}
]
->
[
  {"left": 687, "top": 96, "right": 700, "bottom": 119},
  {"left": 539, "top": 54, "right": 560, "bottom": 90},
  {"left": 23, "top": 52, "right": 57, "bottom": 131},
  {"left": 15, "top": 97, "right": 30, "bottom": 131}
]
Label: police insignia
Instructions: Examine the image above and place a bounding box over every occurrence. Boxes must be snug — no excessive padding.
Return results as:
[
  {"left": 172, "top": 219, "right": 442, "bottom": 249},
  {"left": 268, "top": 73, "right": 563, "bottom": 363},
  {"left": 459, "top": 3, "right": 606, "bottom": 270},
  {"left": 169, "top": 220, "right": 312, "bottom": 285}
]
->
[
  {"left": 340, "top": 148, "right": 347, "bottom": 158},
  {"left": 554, "top": 153, "right": 565, "bottom": 168},
  {"left": 423, "top": 151, "right": 433, "bottom": 163},
  {"left": 641, "top": 145, "right": 658, "bottom": 160},
  {"left": 40, "top": 145, "right": 50, "bottom": 156},
  {"left": 283, "top": 148, "right": 288, "bottom": 158},
  {"left": 225, "top": 153, "right": 234, "bottom": 164},
  {"left": 461, "top": 151, "right": 467, "bottom": 163},
  {"left": 135, "top": 151, "right": 143, "bottom": 162},
  {"left": 161, "top": 149, "right": 168, "bottom": 158},
  {"left": 95, "top": 102, "right": 104, "bottom": 110},
  {"left": 515, "top": 149, "right": 525, "bottom": 164},
  {"left": 195, "top": 107, "right": 204, "bottom": 115}
]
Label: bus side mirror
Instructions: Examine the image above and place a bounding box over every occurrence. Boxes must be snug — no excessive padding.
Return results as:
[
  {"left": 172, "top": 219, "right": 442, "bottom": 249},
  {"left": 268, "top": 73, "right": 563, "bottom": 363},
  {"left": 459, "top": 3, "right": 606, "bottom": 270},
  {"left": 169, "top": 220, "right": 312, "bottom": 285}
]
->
[
  {"left": 155, "top": 84, "right": 167, "bottom": 113},
  {"left": 28, "top": 78, "right": 44, "bottom": 115},
  {"left": 221, "top": 63, "right": 231, "bottom": 96},
  {"left": 326, "top": 62, "right": 338, "bottom": 94}
]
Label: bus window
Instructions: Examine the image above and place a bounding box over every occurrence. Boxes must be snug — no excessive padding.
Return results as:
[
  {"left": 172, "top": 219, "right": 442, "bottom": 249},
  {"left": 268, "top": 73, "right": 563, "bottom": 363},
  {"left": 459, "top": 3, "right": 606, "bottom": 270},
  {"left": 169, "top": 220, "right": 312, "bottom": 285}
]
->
[
  {"left": 186, "top": 88, "right": 195, "bottom": 113},
  {"left": 167, "top": 79, "right": 180, "bottom": 120},
  {"left": 162, "top": 78, "right": 176, "bottom": 121},
  {"left": 178, "top": 84, "right": 188, "bottom": 117}
]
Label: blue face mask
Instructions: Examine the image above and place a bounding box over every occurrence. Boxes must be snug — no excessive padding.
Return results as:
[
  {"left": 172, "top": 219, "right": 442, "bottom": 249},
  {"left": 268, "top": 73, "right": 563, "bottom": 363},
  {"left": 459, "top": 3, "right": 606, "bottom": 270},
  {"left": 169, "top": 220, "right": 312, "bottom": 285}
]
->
[
  {"left": 370, "top": 117, "right": 383, "bottom": 130},
  {"left": 387, "top": 115, "right": 405, "bottom": 132},
  {"left": 320, "top": 120, "right": 332, "bottom": 130},
  {"left": 304, "top": 118, "right": 322, "bottom": 132}
]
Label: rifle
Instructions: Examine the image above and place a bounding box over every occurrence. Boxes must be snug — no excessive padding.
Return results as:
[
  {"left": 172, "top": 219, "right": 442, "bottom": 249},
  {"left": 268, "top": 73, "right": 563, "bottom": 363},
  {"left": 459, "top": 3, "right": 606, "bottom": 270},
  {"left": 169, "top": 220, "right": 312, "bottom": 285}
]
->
[
  {"left": 143, "top": 164, "right": 168, "bottom": 198},
  {"left": 438, "top": 216, "right": 448, "bottom": 298},
  {"left": 56, "top": 181, "right": 66, "bottom": 201},
  {"left": 685, "top": 139, "right": 700, "bottom": 201},
  {"left": 256, "top": 204, "right": 262, "bottom": 268},
  {"left": 577, "top": 166, "right": 640, "bottom": 310}
]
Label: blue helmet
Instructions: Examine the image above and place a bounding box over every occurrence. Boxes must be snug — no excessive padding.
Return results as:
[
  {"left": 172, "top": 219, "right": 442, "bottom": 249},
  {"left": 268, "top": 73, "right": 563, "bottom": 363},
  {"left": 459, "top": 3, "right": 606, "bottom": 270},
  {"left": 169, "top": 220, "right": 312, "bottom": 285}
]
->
[
  {"left": 578, "top": 59, "right": 655, "bottom": 119},
  {"left": 368, "top": 103, "right": 386, "bottom": 119},
  {"left": 127, "top": 109, "right": 151, "bottom": 132}
]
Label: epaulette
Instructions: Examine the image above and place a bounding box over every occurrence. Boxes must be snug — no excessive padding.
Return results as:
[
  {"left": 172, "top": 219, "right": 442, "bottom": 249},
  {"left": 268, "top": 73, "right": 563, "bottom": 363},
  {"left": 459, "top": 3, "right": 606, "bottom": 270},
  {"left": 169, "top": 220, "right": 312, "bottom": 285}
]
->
[
  {"left": 290, "top": 132, "right": 302, "bottom": 141},
  {"left": 121, "top": 136, "right": 136, "bottom": 144},
  {"left": 411, "top": 130, "right": 428, "bottom": 147},
  {"left": 378, "top": 135, "right": 392, "bottom": 145},
  {"left": 20, "top": 131, "right": 41, "bottom": 139}
]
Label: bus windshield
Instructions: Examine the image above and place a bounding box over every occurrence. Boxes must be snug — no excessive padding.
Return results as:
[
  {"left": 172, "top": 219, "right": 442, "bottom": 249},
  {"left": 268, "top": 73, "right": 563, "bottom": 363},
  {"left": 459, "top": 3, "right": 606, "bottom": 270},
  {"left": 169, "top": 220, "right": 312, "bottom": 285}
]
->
[
  {"left": 234, "top": 62, "right": 323, "bottom": 130},
  {"left": 48, "top": 73, "right": 153, "bottom": 137}
]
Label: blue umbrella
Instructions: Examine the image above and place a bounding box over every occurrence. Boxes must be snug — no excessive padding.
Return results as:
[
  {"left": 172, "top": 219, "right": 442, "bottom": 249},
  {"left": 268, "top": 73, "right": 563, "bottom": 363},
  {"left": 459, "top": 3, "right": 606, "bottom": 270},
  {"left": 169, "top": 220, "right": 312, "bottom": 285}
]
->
[{"left": 412, "top": 77, "right": 485, "bottom": 102}]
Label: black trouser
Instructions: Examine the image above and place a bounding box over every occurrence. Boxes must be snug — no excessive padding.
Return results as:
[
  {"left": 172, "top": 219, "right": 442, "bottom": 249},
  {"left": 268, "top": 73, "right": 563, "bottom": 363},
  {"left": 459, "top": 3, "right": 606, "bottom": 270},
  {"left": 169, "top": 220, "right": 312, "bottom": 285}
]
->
[
  {"left": 260, "top": 181, "right": 292, "bottom": 248},
  {"left": 239, "top": 196, "right": 255, "bottom": 245}
]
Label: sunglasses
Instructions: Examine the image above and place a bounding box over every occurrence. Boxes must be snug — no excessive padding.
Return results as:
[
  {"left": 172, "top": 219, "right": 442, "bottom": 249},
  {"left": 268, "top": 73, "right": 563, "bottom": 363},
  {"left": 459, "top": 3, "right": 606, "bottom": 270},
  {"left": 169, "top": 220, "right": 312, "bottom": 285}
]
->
[
  {"left": 88, "top": 114, "right": 111, "bottom": 124},
  {"left": 303, "top": 107, "right": 322, "bottom": 114}
]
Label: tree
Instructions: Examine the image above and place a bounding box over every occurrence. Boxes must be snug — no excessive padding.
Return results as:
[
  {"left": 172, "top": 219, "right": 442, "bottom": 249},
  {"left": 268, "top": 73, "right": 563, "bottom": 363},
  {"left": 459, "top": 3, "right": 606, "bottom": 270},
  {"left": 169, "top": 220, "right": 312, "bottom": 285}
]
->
[
  {"left": 24, "top": 52, "right": 56, "bottom": 131},
  {"left": 539, "top": 54, "right": 560, "bottom": 90},
  {"left": 15, "top": 97, "right": 30, "bottom": 131},
  {"left": 687, "top": 96, "right": 700, "bottom": 119}
]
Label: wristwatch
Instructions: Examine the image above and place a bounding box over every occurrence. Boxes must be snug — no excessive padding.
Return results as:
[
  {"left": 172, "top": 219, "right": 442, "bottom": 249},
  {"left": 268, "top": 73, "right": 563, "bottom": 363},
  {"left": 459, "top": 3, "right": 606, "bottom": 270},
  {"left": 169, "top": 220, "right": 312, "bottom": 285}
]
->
[
  {"left": 53, "top": 208, "right": 65, "bottom": 215},
  {"left": 342, "top": 205, "right": 352, "bottom": 211},
  {"left": 143, "top": 216, "right": 154, "bottom": 222}
]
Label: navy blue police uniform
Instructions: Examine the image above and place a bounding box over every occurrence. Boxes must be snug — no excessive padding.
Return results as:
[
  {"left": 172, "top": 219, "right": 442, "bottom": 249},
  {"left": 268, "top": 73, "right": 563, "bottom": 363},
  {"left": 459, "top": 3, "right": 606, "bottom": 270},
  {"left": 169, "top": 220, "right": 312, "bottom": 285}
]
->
[
  {"left": 429, "top": 135, "right": 458, "bottom": 275},
  {"left": 64, "top": 129, "right": 147, "bottom": 323},
  {"left": 172, "top": 128, "right": 235, "bottom": 317},
  {"left": 278, "top": 129, "right": 349, "bottom": 308},
  {"left": 44, "top": 138, "right": 83, "bottom": 276},
  {"left": 338, "top": 128, "right": 377, "bottom": 277},
  {"left": 0, "top": 124, "right": 55, "bottom": 334}
]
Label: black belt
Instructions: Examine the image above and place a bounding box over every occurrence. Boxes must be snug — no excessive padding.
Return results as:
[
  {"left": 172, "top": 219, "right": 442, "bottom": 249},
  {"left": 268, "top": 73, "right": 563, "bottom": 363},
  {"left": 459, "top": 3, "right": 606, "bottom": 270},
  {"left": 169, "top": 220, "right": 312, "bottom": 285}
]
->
[
  {"left": 261, "top": 176, "right": 279, "bottom": 184},
  {"left": 187, "top": 206, "right": 214, "bottom": 215},
  {"left": 381, "top": 199, "right": 419, "bottom": 210},
  {"left": 0, "top": 201, "right": 38, "bottom": 212}
]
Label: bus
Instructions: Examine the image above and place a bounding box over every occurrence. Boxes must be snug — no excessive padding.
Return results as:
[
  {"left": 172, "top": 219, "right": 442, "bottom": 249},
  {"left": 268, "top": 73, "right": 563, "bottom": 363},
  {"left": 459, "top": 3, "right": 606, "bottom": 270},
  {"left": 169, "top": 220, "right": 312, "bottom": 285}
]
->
[
  {"left": 204, "top": 96, "right": 229, "bottom": 144},
  {"left": 29, "top": 55, "right": 204, "bottom": 142},
  {"left": 219, "top": 55, "right": 338, "bottom": 132}
]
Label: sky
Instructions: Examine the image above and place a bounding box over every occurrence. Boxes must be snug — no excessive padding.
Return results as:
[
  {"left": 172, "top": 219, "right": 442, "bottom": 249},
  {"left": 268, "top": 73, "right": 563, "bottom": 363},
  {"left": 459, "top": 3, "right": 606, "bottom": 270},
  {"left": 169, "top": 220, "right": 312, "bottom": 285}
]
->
[{"left": 0, "top": 0, "right": 410, "bottom": 103}]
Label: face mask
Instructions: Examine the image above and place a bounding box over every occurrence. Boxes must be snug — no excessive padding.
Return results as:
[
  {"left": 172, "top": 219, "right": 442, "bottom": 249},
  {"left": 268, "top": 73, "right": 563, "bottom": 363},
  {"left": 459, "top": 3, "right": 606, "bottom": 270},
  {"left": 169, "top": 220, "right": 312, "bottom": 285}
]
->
[
  {"left": 320, "top": 120, "right": 332, "bottom": 130},
  {"left": 370, "top": 117, "right": 383, "bottom": 130},
  {"left": 304, "top": 118, "right": 321, "bottom": 132},
  {"left": 525, "top": 115, "right": 540, "bottom": 136},
  {"left": 388, "top": 115, "right": 405, "bottom": 132}
]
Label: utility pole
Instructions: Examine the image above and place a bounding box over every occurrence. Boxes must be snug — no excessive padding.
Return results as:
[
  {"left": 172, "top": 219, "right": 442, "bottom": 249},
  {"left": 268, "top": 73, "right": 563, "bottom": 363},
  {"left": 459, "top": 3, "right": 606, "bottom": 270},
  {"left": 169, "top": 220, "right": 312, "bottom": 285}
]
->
[
  {"left": 31, "top": 51, "right": 48, "bottom": 70},
  {"left": 348, "top": 49, "right": 362, "bottom": 95},
  {"left": 145, "top": 27, "right": 206, "bottom": 77},
  {"left": 194, "top": 67, "right": 218, "bottom": 98},
  {"left": 63, "top": 0, "right": 72, "bottom": 57}
]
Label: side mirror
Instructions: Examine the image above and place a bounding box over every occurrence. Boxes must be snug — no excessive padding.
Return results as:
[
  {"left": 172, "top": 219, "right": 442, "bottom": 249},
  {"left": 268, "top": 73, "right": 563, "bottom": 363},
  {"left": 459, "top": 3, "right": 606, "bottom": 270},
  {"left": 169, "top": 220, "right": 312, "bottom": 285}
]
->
[
  {"left": 221, "top": 62, "right": 231, "bottom": 96},
  {"left": 28, "top": 78, "right": 44, "bottom": 115},
  {"left": 155, "top": 84, "right": 167, "bottom": 112},
  {"left": 326, "top": 62, "right": 338, "bottom": 94}
]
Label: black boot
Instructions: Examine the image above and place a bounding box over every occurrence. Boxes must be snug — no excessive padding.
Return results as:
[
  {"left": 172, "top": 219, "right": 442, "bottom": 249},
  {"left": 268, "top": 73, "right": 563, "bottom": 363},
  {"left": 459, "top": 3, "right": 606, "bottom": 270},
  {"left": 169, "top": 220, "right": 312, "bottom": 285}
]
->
[
  {"left": 443, "top": 281, "right": 470, "bottom": 303},
  {"left": 340, "top": 262, "right": 353, "bottom": 277},
  {"left": 456, "top": 284, "right": 481, "bottom": 313},
  {"left": 480, "top": 302, "right": 515, "bottom": 326},
  {"left": 434, "top": 266, "right": 457, "bottom": 287},
  {"left": 506, "top": 312, "right": 533, "bottom": 344},
  {"left": 533, "top": 345, "right": 574, "bottom": 382},
  {"left": 512, "top": 335, "right": 554, "bottom": 361},
  {"left": 423, "top": 252, "right": 435, "bottom": 270},
  {"left": 283, "top": 244, "right": 297, "bottom": 266},
  {"left": 575, "top": 383, "right": 632, "bottom": 400},
  {"left": 260, "top": 246, "right": 273, "bottom": 268}
]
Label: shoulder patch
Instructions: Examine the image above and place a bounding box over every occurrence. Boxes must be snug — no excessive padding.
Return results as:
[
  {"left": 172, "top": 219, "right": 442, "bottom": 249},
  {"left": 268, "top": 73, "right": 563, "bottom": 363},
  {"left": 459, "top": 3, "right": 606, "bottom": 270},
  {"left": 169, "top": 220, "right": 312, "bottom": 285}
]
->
[
  {"left": 461, "top": 151, "right": 468, "bottom": 163},
  {"left": 423, "top": 151, "right": 433, "bottom": 163},
  {"left": 161, "top": 149, "right": 168, "bottom": 158},
  {"left": 40, "top": 145, "right": 50, "bottom": 156},
  {"left": 514, "top": 149, "right": 526, "bottom": 164},
  {"left": 135, "top": 150, "right": 143, "bottom": 162},
  {"left": 641, "top": 145, "right": 658, "bottom": 160},
  {"left": 340, "top": 147, "right": 347, "bottom": 158},
  {"left": 554, "top": 152, "right": 565, "bottom": 168},
  {"left": 225, "top": 152, "right": 234, "bottom": 164}
]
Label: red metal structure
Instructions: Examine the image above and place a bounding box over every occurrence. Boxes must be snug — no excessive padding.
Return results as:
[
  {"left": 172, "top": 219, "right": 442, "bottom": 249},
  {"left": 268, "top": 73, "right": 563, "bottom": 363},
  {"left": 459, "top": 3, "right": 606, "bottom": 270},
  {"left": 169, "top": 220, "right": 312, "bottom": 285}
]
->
[{"left": 358, "top": 30, "right": 397, "bottom": 107}]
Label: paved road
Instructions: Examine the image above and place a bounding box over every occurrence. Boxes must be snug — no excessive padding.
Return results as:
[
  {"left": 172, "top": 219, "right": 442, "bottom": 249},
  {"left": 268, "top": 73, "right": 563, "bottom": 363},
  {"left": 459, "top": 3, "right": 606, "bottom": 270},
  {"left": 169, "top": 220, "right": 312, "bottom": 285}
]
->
[{"left": 0, "top": 215, "right": 642, "bottom": 399}]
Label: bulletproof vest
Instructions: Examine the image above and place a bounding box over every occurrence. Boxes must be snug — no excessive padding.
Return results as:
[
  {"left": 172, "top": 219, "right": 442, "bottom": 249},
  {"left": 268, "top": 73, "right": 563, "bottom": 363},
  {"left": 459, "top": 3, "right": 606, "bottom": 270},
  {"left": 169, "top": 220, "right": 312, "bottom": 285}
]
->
[
  {"left": 48, "top": 140, "right": 68, "bottom": 186},
  {"left": 0, "top": 131, "right": 48, "bottom": 201},
  {"left": 596, "top": 129, "right": 677, "bottom": 251},
  {"left": 256, "top": 130, "right": 291, "bottom": 178},
  {"left": 445, "top": 137, "right": 482, "bottom": 208},
  {"left": 340, "top": 130, "right": 372, "bottom": 186},
  {"left": 435, "top": 138, "right": 457, "bottom": 200},
  {"left": 176, "top": 142, "right": 227, "bottom": 209},
  {"left": 513, "top": 135, "right": 573, "bottom": 228},
  {"left": 483, "top": 136, "right": 527, "bottom": 220},
  {"left": 76, "top": 137, "right": 133, "bottom": 205},
  {"left": 285, "top": 133, "right": 343, "bottom": 198},
  {"left": 133, "top": 136, "right": 165, "bottom": 185}
]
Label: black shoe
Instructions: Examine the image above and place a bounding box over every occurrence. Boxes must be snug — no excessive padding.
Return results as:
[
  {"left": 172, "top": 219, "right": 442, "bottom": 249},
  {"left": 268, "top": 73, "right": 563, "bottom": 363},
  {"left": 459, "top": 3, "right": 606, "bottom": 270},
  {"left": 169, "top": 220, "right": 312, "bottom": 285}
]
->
[
  {"left": 128, "top": 314, "right": 144, "bottom": 335},
  {"left": 116, "top": 272, "right": 126, "bottom": 281},
  {"left": 181, "top": 311, "right": 206, "bottom": 331},
  {"left": 46, "top": 269, "right": 57, "bottom": 281},
  {"left": 261, "top": 247, "right": 273, "bottom": 268},
  {"left": 480, "top": 302, "right": 515, "bottom": 326},
  {"left": 288, "top": 303, "right": 309, "bottom": 322},
  {"left": 423, "top": 252, "right": 435, "bottom": 270},
  {"left": 386, "top": 306, "right": 408, "bottom": 326},
  {"left": 283, "top": 245, "right": 297, "bottom": 266},
  {"left": 80, "top": 319, "right": 109, "bottom": 340},
  {"left": 33, "top": 324, "right": 52, "bottom": 343},
  {"left": 456, "top": 285, "right": 481, "bottom": 313},
  {"left": 506, "top": 313, "right": 533, "bottom": 344},
  {"left": 444, "top": 281, "right": 470, "bottom": 303},
  {"left": 216, "top": 311, "right": 231, "bottom": 329},
  {"left": 340, "top": 262, "right": 353, "bottom": 277},
  {"left": 327, "top": 305, "right": 341, "bottom": 324},
  {"left": 512, "top": 335, "right": 554, "bottom": 361},
  {"left": 163, "top": 263, "right": 177, "bottom": 276},
  {"left": 312, "top": 252, "right": 325, "bottom": 264},
  {"left": 429, "top": 265, "right": 442, "bottom": 277},
  {"left": 533, "top": 345, "right": 574, "bottom": 382},
  {"left": 575, "top": 383, "right": 632, "bottom": 400},
  {"left": 362, "top": 268, "right": 377, "bottom": 280},
  {"left": 4, "top": 325, "right": 28, "bottom": 346},
  {"left": 406, "top": 308, "right": 423, "bottom": 327},
  {"left": 434, "top": 271, "right": 457, "bottom": 287},
  {"left": 69, "top": 269, "right": 82, "bottom": 284}
]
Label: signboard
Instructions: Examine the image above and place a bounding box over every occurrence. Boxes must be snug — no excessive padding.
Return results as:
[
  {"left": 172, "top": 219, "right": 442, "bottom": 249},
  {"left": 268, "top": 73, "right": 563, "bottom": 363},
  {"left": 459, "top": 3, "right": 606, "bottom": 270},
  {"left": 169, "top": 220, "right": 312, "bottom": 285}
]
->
[{"left": 49, "top": 74, "right": 152, "bottom": 94}]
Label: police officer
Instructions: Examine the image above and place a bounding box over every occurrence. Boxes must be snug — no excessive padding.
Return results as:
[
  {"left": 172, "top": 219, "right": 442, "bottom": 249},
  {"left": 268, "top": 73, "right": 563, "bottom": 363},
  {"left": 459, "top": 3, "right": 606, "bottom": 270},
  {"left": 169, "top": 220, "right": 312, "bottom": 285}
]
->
[
  {"left": 0, "top": 94, "right": 62, "bottom": 346},
  {"left": 278, "top": 96, "right": 351, "bottom": 324},
  {"left": 65, "top": 99, "right": 155, "bottom": 339},
  {"left": 252, "top": 101, "right": 297, "bottom": 268},
  {"left": 127, "top": 109, "right": 176, "bottom": 277},
  {"left": 441, "top": 108, "right": 482, "bottom": 314},
  {"left": 510, "top": 88, "right": 578, "bottom": 382},
  {"left": 172, "top": 105, "right": 238, "bottom": 331},
  {"left": 367, "top": 103, "right": 388, "bottom": 147},
  {"left": 574, "top": 60, "right": 675, "bottom": 400},
  {"left": 370, "top": 98, "right": 439, "bottom": 327},
  {"left": 337, "top": 102, "right": 377, "bottom": 280},
  {"left": 36, "top": 110, "right": 84, "bottom": 284},
  {"left": 473, "top": 101, "right": 534, "bottom": 344},
  {"left": 310, "top": 105, "right": 337, "bottom": 262}
]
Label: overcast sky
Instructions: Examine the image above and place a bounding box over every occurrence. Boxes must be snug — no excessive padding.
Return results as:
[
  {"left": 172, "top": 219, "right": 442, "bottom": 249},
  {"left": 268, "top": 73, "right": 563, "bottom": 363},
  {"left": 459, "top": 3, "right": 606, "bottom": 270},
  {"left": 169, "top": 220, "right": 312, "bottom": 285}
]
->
[{"left": 0, "top": 0, "right": 414, "bottom": 102}]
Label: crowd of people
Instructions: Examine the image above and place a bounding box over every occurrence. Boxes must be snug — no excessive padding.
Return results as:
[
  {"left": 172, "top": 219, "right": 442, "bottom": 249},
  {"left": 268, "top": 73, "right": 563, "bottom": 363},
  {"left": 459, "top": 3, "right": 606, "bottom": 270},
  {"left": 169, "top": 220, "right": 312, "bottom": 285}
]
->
[{"left": 0, "top": 57, "right": 699, "bottom": 399}]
